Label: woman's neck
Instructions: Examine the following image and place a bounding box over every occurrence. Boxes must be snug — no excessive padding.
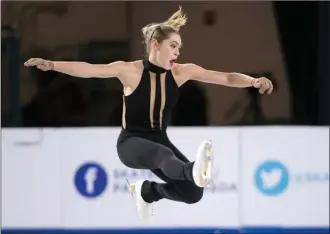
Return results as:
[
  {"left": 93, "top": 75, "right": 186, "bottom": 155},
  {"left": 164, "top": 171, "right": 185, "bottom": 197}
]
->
[{"left": 148, "top": 53, "right": 162, "bottom": 68}]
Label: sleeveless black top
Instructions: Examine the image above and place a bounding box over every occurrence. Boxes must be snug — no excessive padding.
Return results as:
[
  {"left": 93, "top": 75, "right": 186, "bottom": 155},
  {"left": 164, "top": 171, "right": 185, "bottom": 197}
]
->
[{"left": 122, "top": 60, "right": 179, "bottom": 133}]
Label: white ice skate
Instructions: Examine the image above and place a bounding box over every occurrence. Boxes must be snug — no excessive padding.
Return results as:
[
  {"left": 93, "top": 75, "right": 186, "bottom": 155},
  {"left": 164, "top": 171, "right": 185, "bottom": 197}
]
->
[
  {"left": 192, "top": 140, "right": 214, "bottom": 188},
  {"left": 126, "top": 179, "right": 153, "bottom": 223}
]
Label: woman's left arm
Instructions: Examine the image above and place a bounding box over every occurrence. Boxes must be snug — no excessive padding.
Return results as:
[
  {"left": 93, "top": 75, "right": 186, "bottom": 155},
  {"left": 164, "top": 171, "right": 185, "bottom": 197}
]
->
[{"left": 179, "top": 63, "right": 274, "bottom": 94}]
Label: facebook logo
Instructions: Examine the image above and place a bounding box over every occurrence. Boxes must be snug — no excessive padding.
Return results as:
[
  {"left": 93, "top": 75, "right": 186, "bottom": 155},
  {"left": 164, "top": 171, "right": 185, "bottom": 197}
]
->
[{"left": 74, "top": 162, "right": 108, "bottom": 198}]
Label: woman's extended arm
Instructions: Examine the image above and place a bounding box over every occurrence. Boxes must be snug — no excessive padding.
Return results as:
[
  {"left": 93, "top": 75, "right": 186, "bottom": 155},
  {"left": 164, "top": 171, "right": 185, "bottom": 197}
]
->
[
  {"left": 178, "top": 63, "right": 273, "bottom": 94},
  {"left": 24, "top": 58, "right": 126, "bottom": 79}
]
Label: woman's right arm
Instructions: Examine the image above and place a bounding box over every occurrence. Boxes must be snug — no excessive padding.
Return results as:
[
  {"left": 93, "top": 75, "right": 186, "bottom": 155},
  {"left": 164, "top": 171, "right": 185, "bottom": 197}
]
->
[
  {"left": 24, "top": 58, "right": 126, "bottom": 79},
  {"left": 53, "top": 61, "right": 125, "bottom": 78}
]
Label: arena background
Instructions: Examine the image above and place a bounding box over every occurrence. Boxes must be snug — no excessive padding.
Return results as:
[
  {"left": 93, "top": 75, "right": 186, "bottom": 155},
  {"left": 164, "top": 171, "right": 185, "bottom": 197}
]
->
[{"left": 1, "top": 1, "right": 329, "bottom": 233}]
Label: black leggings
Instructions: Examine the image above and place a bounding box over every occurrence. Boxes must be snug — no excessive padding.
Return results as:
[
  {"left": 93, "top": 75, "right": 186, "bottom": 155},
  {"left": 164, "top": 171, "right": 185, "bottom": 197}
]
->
[{"left": 117, "top": 130, "right": 204, "bottom": 204}]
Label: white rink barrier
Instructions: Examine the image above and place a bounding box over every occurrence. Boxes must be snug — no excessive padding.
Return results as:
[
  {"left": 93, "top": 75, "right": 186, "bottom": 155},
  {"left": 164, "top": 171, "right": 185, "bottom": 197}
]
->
[{"left": 2, "top": 127, "right": 329, "bottom": 233}]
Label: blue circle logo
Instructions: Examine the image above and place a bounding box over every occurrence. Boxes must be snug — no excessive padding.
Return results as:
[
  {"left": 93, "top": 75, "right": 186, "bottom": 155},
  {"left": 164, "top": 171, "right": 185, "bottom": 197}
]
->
[
  {"left": 74, "top": 162, "right": 108, "bottom": 198},
  {"left": 255, "top": 160, "right": 289, "bottom": 196}
]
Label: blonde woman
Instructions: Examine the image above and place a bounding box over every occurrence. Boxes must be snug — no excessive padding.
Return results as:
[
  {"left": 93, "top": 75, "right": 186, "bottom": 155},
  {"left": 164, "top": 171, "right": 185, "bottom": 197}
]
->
[{"left": 24, "top": 6, "right": 273, "bottom": 223}]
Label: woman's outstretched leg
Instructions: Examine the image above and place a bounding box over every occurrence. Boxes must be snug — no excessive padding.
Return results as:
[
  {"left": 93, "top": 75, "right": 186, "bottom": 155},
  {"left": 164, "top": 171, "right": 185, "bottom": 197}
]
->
[
  {"left": 117, "top": 136, "right": 195, "bottom": 182},
  {"left": 117, "top": 137, "right": 214, "bottom": 222}
]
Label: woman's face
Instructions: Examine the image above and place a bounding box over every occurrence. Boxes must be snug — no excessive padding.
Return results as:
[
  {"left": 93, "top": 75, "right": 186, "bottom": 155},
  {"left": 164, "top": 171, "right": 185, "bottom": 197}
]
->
[{"left": 153, "top": 33, "right": 182, "bottom": 69}]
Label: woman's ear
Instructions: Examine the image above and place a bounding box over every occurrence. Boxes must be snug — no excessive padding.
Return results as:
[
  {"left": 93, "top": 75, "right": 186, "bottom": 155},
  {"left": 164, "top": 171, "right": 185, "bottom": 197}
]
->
[{"left": 151, "top": 39, "right": 160, "bottom": 51}]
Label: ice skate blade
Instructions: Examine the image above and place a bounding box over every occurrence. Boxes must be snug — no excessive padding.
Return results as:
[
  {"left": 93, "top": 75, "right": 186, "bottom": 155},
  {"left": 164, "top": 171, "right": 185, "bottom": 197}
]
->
[
  {"left": 205, "top": 178, "right": 214, "bottom": 188},
  {"left": 202, "top": 141, "right": 214, "bottom": 188},
  {"left": 205, "top": 141, "right": 212, "bottom": 155},
  {"left": 125, "top": 178, "right": 135, "bottom": 197},
  {"left": 203, "top": 156, "right": 213, "bottom": 177}
]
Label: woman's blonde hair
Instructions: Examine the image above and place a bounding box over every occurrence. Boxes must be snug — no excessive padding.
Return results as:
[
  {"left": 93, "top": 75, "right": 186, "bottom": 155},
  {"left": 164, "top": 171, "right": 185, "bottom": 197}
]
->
[{"left": 142, "top": 6, "right": 187, "bottom": 54}]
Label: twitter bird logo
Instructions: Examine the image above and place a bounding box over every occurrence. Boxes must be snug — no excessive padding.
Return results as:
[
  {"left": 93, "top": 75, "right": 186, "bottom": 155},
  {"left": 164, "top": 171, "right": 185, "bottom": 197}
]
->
[{"left": 255, "top": 160, "right": 289, "bottom": 196}]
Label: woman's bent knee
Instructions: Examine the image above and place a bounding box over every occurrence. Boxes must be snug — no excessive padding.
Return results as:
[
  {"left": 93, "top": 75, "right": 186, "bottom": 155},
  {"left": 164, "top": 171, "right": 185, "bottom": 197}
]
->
[{"left": 184, "top": 187, "right": 204, "bottom": 204}]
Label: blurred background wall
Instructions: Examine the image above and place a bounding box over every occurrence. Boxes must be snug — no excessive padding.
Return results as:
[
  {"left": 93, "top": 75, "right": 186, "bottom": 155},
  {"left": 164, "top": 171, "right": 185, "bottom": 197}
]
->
[
  {"left": 1, "top": 1, "right": 329, "bottom": 233},
  {"left": 2, "top": 1, "right": 328, "bottom": 127}
]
